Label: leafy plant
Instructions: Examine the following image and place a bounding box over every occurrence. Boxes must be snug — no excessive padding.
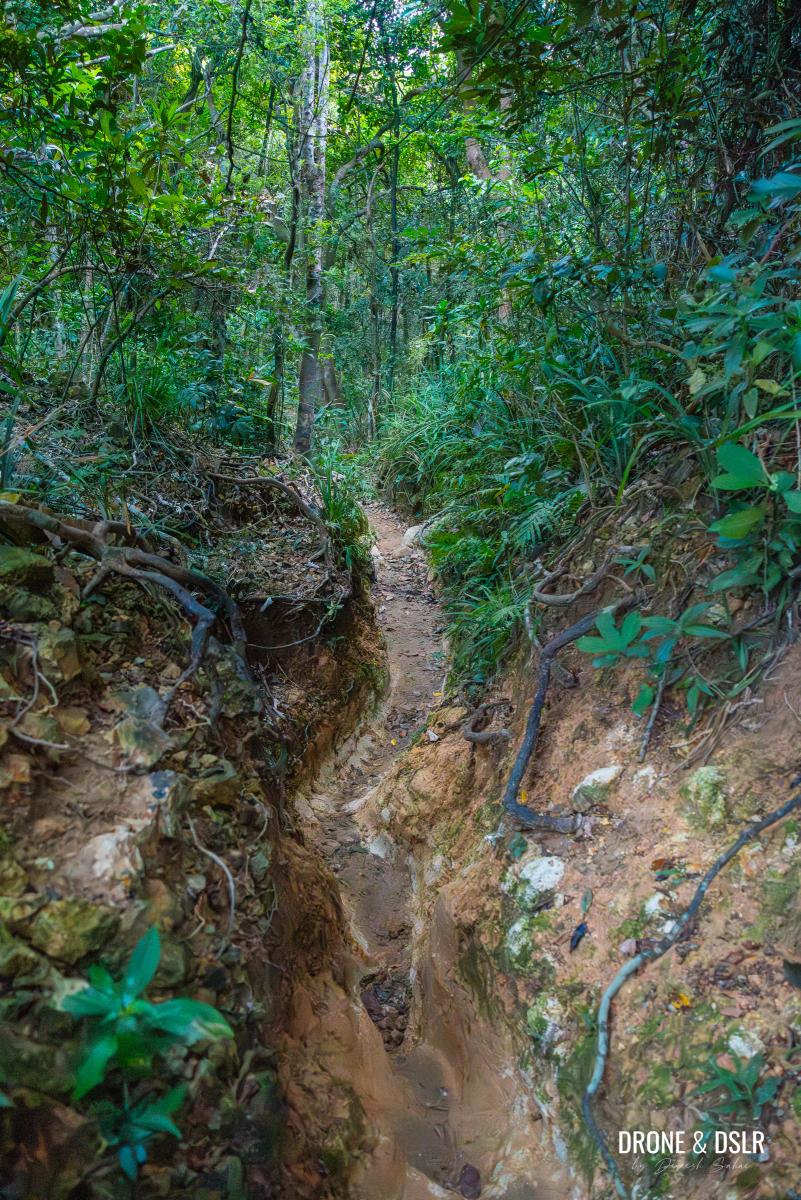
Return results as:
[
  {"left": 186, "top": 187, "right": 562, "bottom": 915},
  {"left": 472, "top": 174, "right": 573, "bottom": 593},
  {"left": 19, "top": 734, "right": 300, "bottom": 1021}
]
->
[
  {"left": 693, "top": 1052, "right": 780, "bottom": 1148},
  {"left": 61, "top": 927, "right": 233, "bottom": 1179},
  {"left": 575, "top": 608, "right": 650, "bottom": 669},
  {"left": 708, "top": 442, "right": 801, "bottom": 594}
]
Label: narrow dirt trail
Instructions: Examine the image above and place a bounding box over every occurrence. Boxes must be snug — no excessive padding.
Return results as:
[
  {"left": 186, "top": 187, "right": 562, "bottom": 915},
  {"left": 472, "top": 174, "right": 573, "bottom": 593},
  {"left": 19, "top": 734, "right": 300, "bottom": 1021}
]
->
[
  {"left": 303, "top": 506, "right": 570, "bottom": 1200},
  {"left": 311, "top": 504, "right": 443, "bottom": 1051}
]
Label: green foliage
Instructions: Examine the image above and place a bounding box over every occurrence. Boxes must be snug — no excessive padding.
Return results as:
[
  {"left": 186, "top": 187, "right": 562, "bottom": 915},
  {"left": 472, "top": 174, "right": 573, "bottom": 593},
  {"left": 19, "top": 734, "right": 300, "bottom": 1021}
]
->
[
  {"left": 575, "top": 609, "right": 650, "bottom": 669},
  {"left": 311, "top": 440, "right": 372, "bottom": 574},
  {"left": 61, "top": 927, "right": 232, "bottom": 1179},
  {"left": 693, "top": 1053, "right": 780, "bottom": 1148}
]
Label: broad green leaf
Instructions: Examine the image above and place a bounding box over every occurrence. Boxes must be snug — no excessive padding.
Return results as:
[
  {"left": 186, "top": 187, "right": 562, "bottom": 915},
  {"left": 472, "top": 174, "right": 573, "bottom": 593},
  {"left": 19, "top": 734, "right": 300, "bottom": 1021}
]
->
[
  {"left": 632, "top": 684, "right": 655, "bottom": 717},
  {"left": 122, "top": 927, "right": 161, "bottom": 1002},
  {"left": 715, "top": 443, "right": 767, "bottom": 483},
  {"left": 119, "top": 1145, "right": 138, "bottom": 1181},
  {"left": 594, "top": 608, "right": 620, "bottom": 647},
  {"left": 0, "top": 1091, "right": 12, "bottom": 1108},
  {"left": 710, "top": 506, "right": 766, "bottom": 540},
  {"left": 773, "top": 471, "right": 796, "bottom": 493},
  {"left": 576, "top": 635, "right": 615, "bottom": 654},
  {"left": 619, "top": 610, "right": 642, "bottom": 646},
  {"left": 74, "top": 1034, "right": 118, "bottom": 1099},
  {"left": 752, "top": 171, "right": 801, "bottom": 198},
  {"left": 708, "top": 567, "right": 760, "bottom": 592},
  {"left": 149, "top": 998, "right": 233, "bottom": 1043},
  {"left": 754, "top": 378, "right": 784, "bottom": 395},
  {"left": 711, "top": 473, "right": 762, "bottom": 491},
  {"left": 61, "top": 986, "right": 117, "bottom": 1018},
  {"left": 785, "top": 491, "right": 801, "bottom": 513},
  {"left": 683, "top": 624, "right": 730, "bottom": 639}
]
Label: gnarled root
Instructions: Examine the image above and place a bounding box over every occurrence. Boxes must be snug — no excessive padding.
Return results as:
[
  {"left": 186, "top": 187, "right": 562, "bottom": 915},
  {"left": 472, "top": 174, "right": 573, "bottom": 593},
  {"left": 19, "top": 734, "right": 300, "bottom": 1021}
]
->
[
  {"left": 0, "top": 500, "right": 250, "bottom": 702},
  {"left": 462, "top": 700, "right": 513, "bottom": 745}
]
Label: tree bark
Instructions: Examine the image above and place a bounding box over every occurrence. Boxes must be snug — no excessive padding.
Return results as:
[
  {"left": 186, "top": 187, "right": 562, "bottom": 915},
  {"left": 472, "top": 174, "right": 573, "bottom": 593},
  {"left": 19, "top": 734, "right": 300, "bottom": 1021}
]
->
[
  {"left": 294, "top": 0, "right": 329, "bottom": 453},
  {"left": 454, "top": 47, "right": 513, "bottom": 322}
]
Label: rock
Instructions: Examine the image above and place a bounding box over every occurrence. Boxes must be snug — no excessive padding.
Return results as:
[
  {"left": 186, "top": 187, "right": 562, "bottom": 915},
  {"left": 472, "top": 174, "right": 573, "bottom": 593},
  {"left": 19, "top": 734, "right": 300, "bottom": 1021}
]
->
[
  {"left": 728, "top": 1030, "right": 764, "bottom": 1059},
  {"left": 525, "top": 994, "right": 565, "bottom": 1051},
  {"left": 571, "top": 764, "right": 623, "bottom": 812},
  {"left": 0, "top": 547, "right": 53, "bottom": 588},
  {"left": 26, "top": 898, "right": 119, "bottom": 964},
  {"left": 155, "top": 938, "right": 188, "bottom": 987},
  {"left": 1, "top": 587, "right": 56, "bottom": 621},
  {"left": 36, "top": 625, "right": 81, "bottom": 682},
  {"left": 191, "top": 759, "right": 240, "bottom": 807},
  {"left": 457, "top": 1164, "right": 481, "bottom": 1198},
  {"left": 619, "top": 938, "right": 638, "bottom": 958},
  {"left": 681, "top": 765, "right": 728, "bottom": 831},
  {"left": 644, "top": 893, "right": 666, "bottom": 918},
  {"left": 402, "top": 524, "right": 423, "bottom": 547},
  {"left": 516, "top": 855, "right": 565, "bottom": 908},
  {"left": 0, "top": 923, "right": 48, "bottom": 980},
  {"left": 250, "top": 850, "right": 270, "bottom": 881},
  {"left": 65, "top": 827, "right": 143, "bottom": 901},
  {"left": 0, "top": 855, "right": 28, "bottom": 897},
  {"left": 129, "top": 770, "right": 189, "bottom": 839},
  {"left": 143, "top": 878, "right": 183, "bottom": 929},
  {"left": 112, "top": 685, "right": 174, "bottom": 767}
]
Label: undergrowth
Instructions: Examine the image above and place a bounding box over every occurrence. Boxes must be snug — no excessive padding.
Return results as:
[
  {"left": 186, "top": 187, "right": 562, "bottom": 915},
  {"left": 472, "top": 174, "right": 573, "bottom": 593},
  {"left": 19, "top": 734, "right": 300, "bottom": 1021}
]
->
[{"left": 369, "top": 124, "right": 801, "bottom": 721}]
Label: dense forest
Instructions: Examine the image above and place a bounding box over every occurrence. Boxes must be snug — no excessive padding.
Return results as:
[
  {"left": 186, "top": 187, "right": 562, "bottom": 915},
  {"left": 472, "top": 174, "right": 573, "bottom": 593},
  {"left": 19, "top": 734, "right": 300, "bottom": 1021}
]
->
[{"left": 3, "top": 0, "right": 801, "bottom": 1198}]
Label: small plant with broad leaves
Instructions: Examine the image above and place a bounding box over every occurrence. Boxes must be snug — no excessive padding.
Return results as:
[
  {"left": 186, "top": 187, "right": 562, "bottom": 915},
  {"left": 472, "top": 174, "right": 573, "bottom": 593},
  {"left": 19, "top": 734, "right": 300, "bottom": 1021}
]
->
[
  {"left": 709, "top": 442, "right": 801, "bottom": 595},
  {"left": 577, "top": 604, "right": 730, "bottom": 719},
  {"left": 60, "top": 927, "right": 233, "bottom": 1180},
  {"left": 575, "top": 608, "right": 650, "bottom": 669},
  {"left": 693, "top": 1053, "right": 780, "bottom": 1150}
]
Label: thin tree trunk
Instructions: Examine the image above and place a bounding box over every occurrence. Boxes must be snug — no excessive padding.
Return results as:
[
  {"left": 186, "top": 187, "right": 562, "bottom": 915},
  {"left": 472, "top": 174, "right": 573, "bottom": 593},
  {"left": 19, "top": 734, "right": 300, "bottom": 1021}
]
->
[
  {"left": 454, "top": 47, "right": 513, "bottom": 322},
  {"left": 294, "top": 0, "right": 329, "bottom": 453}
]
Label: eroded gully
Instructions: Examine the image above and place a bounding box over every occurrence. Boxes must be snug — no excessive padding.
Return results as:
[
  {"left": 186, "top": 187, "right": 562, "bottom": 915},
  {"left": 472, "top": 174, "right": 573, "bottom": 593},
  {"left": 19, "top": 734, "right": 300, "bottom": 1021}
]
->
[{"left": 297, "top": 505, "right": 570, "bottom": 1200}]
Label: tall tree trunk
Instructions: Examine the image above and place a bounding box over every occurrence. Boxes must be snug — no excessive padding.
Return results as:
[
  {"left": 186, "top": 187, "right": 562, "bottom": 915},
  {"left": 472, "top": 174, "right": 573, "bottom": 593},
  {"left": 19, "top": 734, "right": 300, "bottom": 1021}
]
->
[
  {"left": 294, "top": 0, "right": 329, "bottom": 453},
  {"left": 454, "top": 47, "right": 513, "bottom": 322}
]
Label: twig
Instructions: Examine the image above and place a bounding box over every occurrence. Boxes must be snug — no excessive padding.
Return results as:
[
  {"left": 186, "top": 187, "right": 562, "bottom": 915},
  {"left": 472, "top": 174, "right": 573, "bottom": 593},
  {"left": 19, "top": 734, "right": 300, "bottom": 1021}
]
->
[
  {"left": 638, "top": 671, "right": 666, "bottom": 761},
  {"left": 186, "top": 815, "right": 236, "bottom": 947},
  {"left": 582, "top": 781, "right": 801, "bottom": 1199}
]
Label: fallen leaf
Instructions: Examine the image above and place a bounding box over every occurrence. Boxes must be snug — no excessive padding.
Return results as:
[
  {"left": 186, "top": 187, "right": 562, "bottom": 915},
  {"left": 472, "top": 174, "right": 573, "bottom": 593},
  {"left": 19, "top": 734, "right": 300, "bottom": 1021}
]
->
[{"left": 55, "top": 706, "right": 91, "bottom": 736}]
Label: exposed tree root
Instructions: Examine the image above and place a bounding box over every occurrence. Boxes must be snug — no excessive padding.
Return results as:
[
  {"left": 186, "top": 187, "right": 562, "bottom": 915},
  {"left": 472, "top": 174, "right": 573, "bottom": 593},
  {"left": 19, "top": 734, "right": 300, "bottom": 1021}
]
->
[
  {"left": 529, "top": 545, "right": 635, "bottom": 609},
  {"left": 502, "top": 601, "right": 631, "bottom": 832},
  {"left": 462, "top": 700, "right": 513, "bottom": 745},
  {"left": 582, "top": 780, "right": 801, "bottom": 1199},
  {"left": 0, "top": 500, "right": 250, "bottom": 701}
]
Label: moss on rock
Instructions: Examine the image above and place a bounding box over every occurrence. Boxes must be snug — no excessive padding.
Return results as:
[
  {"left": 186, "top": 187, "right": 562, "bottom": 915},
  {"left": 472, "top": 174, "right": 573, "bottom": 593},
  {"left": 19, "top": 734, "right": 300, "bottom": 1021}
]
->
[{"left": 680, "top": 765, "right": 728, "bottom": 831}]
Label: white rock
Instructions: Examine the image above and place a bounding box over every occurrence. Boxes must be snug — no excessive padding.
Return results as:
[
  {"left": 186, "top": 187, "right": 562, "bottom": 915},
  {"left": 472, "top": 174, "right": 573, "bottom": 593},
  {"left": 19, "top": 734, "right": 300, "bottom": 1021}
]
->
[
  {"left": 728, "top": 1031, "right": 764, "bottom": 1059},
  {"left": 644, "top": 892, "right": 666, "bottom": 917},
  {"left": 571, "top": 764, "right": 623, "bottom": 811},
  {"left": 633, "top": 765, "right": 657, "bottom": 791},
  {"left": 402, "top": 524, "right": 423, "bottom": 547},
  {"left": 517, "top": 855, "right": 565, "bottom": 905}
]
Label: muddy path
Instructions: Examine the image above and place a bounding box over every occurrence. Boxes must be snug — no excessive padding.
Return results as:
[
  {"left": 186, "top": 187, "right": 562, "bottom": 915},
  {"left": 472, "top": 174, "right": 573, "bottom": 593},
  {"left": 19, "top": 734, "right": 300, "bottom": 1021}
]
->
[{"left": 301, "top": 505, "right": 569, "bottom": 1200}]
